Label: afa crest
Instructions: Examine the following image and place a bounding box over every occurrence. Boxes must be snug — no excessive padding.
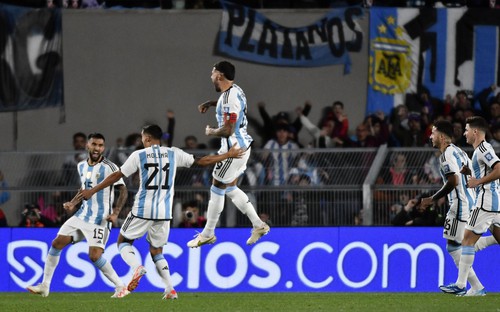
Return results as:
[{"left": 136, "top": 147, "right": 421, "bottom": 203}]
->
[{"left": 369, "top": 37, "right": 412, "bottom": 95}]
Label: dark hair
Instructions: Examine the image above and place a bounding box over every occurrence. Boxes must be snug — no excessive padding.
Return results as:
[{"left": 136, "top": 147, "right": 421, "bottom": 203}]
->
[
  {"left": 87, "top": 132, "right": 105, "bottom": 141},
  {"left": 214, "top": 61, "right": 235, "bottom": 81},
  {"left": 73, "top": 132, "right": 86, "bottom": 141},
  {"left": 142, "top": 124, "right": 163, "bottom": 140},
  {"left": 333, "top": 101, "right": 344, "bottom": 109},
  {"left": 466, "top": 116, "right": 489, "bottom": 133},
  {"left": 433, "top": 120, "right": 453, "bottom": 139}
]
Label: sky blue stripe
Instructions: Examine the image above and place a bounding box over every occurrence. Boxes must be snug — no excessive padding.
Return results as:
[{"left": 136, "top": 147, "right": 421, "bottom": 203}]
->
[
  {"left": 474, "top": 26, "right": 497, "bottom": 100},
  {"left": 138, "top": 151, "right": 147, "bottom": 218},
  {"left": 153, "top": 145, "right": 160, "bottom": 219},
  {"left": 422, "top": 9, "right": 447, "bottom": 100}
]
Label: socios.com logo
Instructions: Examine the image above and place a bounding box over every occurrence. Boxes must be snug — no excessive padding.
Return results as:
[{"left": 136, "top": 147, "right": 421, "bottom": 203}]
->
[{"left": 8, "top": 240, "right": 47, "bottom": 289}]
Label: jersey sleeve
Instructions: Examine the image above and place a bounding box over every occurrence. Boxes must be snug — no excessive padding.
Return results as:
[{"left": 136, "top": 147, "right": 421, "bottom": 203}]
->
[
  {"left": 120, "top": 150, "right": 140, "bottom": 178},
  {"left": 172, "top": 147, "right": 195, "bottom": 168},
  {"left": 479, "top": 144, "right": 500, "bottom": 169},
  {"left": 441, "top": 149, "right": 459, "bottom": 176}
]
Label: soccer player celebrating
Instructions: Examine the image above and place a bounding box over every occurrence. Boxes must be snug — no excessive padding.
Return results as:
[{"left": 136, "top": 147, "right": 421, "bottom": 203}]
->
[
  {"left": 27, "top": 133, "right": 130, "bottom": 298},
  {"left": 79, "top": 124, "right": 244, "bottom": 300},
  {"left": 187, "top": 60, "right": 270, "bottom": 248},
  {"left": 421, "top": 120, "right": 486, "bottom": 296},
  {"left": 440, "top": 116, "right": 500, "bottom": 296}
]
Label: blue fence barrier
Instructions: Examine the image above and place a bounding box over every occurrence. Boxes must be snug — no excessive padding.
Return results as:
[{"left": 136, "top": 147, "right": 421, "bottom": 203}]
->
[{"left": 2, "top": 227, "right": 499, "bottom": 292}]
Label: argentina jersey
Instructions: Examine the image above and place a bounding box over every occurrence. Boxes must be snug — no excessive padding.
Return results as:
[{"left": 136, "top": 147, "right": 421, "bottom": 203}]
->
[
  {"left": 75, "top": 158, "right": 124, "bottom": 226},
  {"left": 216, "top": 83, "right": 253, "bottom": 154},
  {"left": 440, "top": 144, "right": 474, "bottom": 221},
  {"left": 120, "top": 145, "right": 195, "bottom": 220},
  {"left": 472, "top": 141, "right": 500, "bottom": 211}
]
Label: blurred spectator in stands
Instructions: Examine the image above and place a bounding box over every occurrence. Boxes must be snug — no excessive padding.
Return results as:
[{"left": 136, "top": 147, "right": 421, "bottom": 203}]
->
[
  {"left": 81, "top": 0, "right": 104, "bottom": 8},
  {"left": 178, "top": 200, "right": 207, "bottom": 228},
  {"left": 452, "top": 121, "right": 467, "bottom": 147},
  {"left": 424, "top": 151, "right": 442, "bottom": 184},
  {"left": 289, "top": 152, "right": 330, "bottom": 185},
  {"left": 163, "top": 109, "right": 175, "bottom": 147},
  {"left": 0, "top": 170, "right": 10, "bottom": 227},
  {"left": 262, "top": 124, "right": 300, "bottom": 186},
  {"left": 59, "top": 132, "right": 86, "bottom": 187},
  {"left": 391, "top": 193, "right": 439, "bottom": 226},
  {"left": 343, "top": 122, "right": 378, "bottom": 147},
  {"left": 385, "top": 152, "right": 410, "bottom": 185},
  {"left": 63, "top": 0, "right": 81, "bottom": 8},
  {"left": 299, "top": 105, "right": 338, "bottom": 148},
  {"left": 477, "top": 84, "right": 500, "bottom": 126},
  {"left": 46, "top": 0, "right": 58, "bottom": 8},
  {"left": 248, "top": 101, "right": 308, "bottom": 147},
  {"left": 451, "top": 90, "right": 473, "bottom": 116},
  {"left": 182, "top": 135, "right": 206, "bottom": 150},
  {"left": 490, "top": 123, "right": 500, "bottom": 148},
  {"left": 365, "top": 111, "right": 389, "bottom": 146},
  {"left": 316, "top": 101, "right": 349, "bottom": 144},
  {"left": 391, "top": 111, "right": 427, "bottom": 147},
  {"left": 19, "top": 203, "right": 56, "bottom": 228}
]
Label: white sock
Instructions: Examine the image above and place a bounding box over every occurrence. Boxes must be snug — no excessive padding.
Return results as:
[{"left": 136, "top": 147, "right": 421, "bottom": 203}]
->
[
  {"left": 119, "top": 242, "right": 141, "bottom": 269},
  {"left": 457, "top": 246, "right": 475, "bottom": 288},
  {"left": 42, "top": 247, "right": 61, "bottom": 287},
  {"left": 449, "top": 247, "right": 483, "bottom": 291},
  {"left": 475, "top": 235, "right": 497, "bottom": 252},
  {"left": 94, "top": 257, "right": 124, "bottom": 287},
  {"left": 202, "top": 185, "right": 225, "bottom": 238},
  {"left": 226, "top": 186, "right": 264, "bottom": 228},
  {"left": 153, "top": 254, "right": 173, "bottom": 291}
]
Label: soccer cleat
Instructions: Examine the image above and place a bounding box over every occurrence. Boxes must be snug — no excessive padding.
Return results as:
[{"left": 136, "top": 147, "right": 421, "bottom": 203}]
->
[
  {"left": 246, "top": 223, "right": 270, "bottom": 245},
  {"left": 439, "top": 283, "right": 466, "bottom": 296},
  {"left": 26, "top": 283, "right": 50, "bottom": 297},
  {"left": 162, "top": 289, "right": 178, "bottom": 300},
  {"left": 464, "top": 288, "right": 487, "bottom": 297},
  {"left": 187, "top": 233, "right": 217, "bottom": 248},
  {"left": 127, "top": 265, "right": 147, "bottom": 292},
  {"left": 111, "top": 286, "right": 130, "bottom": 298}
]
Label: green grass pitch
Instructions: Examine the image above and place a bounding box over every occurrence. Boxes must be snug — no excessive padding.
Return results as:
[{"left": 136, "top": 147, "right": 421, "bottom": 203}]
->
[{"left": 1, "top": 292, "right": 499, "bottom": 312}]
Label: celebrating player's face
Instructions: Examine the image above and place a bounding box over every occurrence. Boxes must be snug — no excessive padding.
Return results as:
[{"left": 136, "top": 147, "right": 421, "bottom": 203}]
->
[
  {"left": 430, "top": 126, "right": 440, "bottom": 148},
  {"left": 211, "top": 68, "right": 222, "bottom": 92},
  {"left": 87, "top": 138, "right": 105, "bottom": 163}
]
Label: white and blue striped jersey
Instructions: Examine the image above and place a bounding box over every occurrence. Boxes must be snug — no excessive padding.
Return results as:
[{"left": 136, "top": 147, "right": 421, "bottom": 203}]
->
[
  {"left": 75, "top": 157, "right": 124, "bottom": 226},
  {"left": 439, "top": 144, "right": 474, "bottom": 221},
  {"left": 471, "top": 141, "right": 500, "bottom": 211},
  {"left": 263, "top": 139, "right": 299, "bottom": 186},
  {"left": 120, "top": 145, "right": 195, "bottom": 220},
  {"left": 215, "top": 83, "right": 253, "bottom": 153}
]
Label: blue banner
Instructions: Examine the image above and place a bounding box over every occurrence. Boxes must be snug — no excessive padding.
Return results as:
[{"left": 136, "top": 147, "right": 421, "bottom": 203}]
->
[
  {"left": 0, "top": 4, "right": 63, "bottom": 112},
  {"left": 367, "top": 8, "right": 500, "bottom": 115},
  {"left": 3, "top": 227, "right": 500, "bottom": 292},
  {"left": 217, "top": 1, "right": 364, "bottom": 73}
]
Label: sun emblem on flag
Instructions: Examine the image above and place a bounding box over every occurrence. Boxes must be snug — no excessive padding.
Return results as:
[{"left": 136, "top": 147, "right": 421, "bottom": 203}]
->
[{"left": 369, "top": 15, "right": 412, "bottom": 95}]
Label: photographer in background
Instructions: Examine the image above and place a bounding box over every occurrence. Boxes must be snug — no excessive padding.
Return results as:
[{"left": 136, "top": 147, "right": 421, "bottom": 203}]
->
[
  {"left": 178, "top": 200, "right": 206, "bottom": 228},
  {"left": 391, "top": 193, "right": 441, "bottom": 226},
  {"left": 19, "top": 203, "right": 56, "bottom": 228}
]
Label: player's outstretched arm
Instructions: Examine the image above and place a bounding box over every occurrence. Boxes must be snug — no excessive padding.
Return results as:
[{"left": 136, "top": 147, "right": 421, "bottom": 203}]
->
[
  {"left": 194, "top": 144, "right": 244, "bottom": 167},
  {"left": 78, "top": 171, "right": 125, "bottom": 200},
  {"left": 198, "top": 100, "right": 217, "bottom": 113}
]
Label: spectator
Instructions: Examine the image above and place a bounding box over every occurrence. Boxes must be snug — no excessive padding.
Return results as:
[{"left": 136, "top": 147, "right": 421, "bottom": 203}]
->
[
  {"left": 490, "top": 123, "right": 500, "bottom": 148},
  {"left": 262, "top": 124, "right": 300, "bottom": 186},
  {"left": 452, "top": 121, "right": 467, "bottom": 147},
  {"left": 365, "top": 111, "right": 389, "bottom": 146},
  {"left": 299, "top": 105, "right": 339, "bottom": 148},
  {"left": 385, "top": 152, "right": 410, "bottom": 185},
  {"left": 344, "top": 122, "right": 378, "bottom": 147},
  {"left": 18, "top": 203, "right": 56, "bottom": 228},
  {"left": 178, "top": 200, "right": 207, "bottom": 228},
  {"left": 0, "top": 170, "right": 10, "bottom": 227},
  {"left": 391, "top": 194, "right": 439, "bottom": 226},
  {"left": 182, "top": 135, "right": 206, "bottom": 150},
  {"left": 163, "top": 109, "right": 175, "bottom": 147}
]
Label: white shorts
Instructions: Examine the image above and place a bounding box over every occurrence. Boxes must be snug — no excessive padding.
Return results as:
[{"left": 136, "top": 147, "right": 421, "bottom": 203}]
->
[
  {"left": 120, "top": 212, "right": 170, "bottom": 248},
  {"left": 443, "top": 209, "right": 466, "bottom": 243},
  {"left": 466, "top": 208, "right": 500, "bottom": 234},
  {"left": 212, "top": 146, "right": 251, "bottom": 184},
  {"left": 58, "top": 216, "right": 110, "bottom": 249}
]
